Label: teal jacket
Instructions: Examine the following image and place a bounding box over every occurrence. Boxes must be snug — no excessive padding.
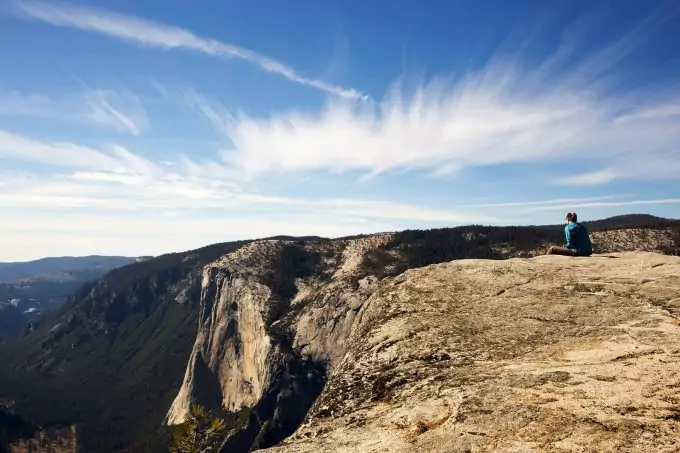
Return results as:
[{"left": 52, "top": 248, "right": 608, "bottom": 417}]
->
[{"left": 565, "top": 222, "right": 592, "bottom": 256}]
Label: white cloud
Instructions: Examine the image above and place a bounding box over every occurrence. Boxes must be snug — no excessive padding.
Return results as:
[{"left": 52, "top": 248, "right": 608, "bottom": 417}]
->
[
  {"left": 0, "top": 129, "right": 120, "bottom": 169},
  {"left": 84, "top": 90, "right": 147, "bottom": 136},
  {"left": 0, "top": 130, "right": 164, "bottom": 177},
  {"left": 0, "top": 165, "right": 492, "bottom": 261},
  {"left": 0, "top": 89, "right": 148, "bottom": 135},
  {"left": 615, "top": 104, "right": 680, "bottom": 123},
  {"left": 152, "top": 12, "right": 678, "bottom": 185},
  {"left": 0, "top": 170, "right": 489, "bottom": 223},
  {"left": 0, "top": 92, "right": 54, "bottom": 116},
  {"left": 557, "top": 169, "right": 619, "bottom": 186},
  {"left": 522, "top": 198, "right": 680, "bottom": 212},
  {"left": 0, "top": 127, "right": 675, "bottom": 260},
  {"left": 0, "top": 130, "right": 489, "bottom": 229},
  {"left": 459, "top": 196, "right": 625, "bottom": 208},
  {"left": 209, "top": 70, "right": 680, "bottom": 183},
  {"left": 182, "top": 89, "right": 233, "bottom": 136},
  {"left": 11, "top": 0, "right": 367, "bottom": 101}
]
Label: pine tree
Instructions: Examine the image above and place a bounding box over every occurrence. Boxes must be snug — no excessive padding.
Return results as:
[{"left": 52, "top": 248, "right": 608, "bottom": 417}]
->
[{"left": 170, "top": 405, "right": 227, "bottom": 453}]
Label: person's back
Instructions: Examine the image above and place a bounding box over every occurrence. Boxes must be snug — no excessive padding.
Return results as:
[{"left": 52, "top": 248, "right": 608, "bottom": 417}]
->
[
  {"left": 565, "top": 221, "right": 592, "bottom": 256},
  {"left": 547, "top": 212, "right": 592, "bottom": 256}
]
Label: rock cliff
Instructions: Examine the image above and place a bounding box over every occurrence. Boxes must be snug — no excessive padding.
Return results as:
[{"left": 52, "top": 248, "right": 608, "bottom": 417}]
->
[
  {"left": 167, "top": 237, "right": 391, "bottom": 449},
  {"left": 263, "top": 252, "right": 680, "bottom": 453},
  {"left": 167, "top": 226, "right": 679, "bottom": 452}
]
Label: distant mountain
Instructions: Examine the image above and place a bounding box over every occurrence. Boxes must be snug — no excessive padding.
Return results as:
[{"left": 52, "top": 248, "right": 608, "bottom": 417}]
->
[
  {"left": 0, "top": 215, "right": 678, "bottom": 452},
  {"left": 0, "top": 255, "right": 148, "bottom": 282},
  {"left": 0, "top": 255, "right": 149, "bottom": 340}
]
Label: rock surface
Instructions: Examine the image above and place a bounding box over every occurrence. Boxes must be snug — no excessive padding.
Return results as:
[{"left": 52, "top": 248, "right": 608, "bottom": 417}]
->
[
  {"left": 167, "top": 236, "right": 391, "bottom": 445},
  {"left": 590, "top": 228, "right": 677, "bottom": 254},
  {"left": 262, "top": 252, "right": 680, "bottom": 453}
]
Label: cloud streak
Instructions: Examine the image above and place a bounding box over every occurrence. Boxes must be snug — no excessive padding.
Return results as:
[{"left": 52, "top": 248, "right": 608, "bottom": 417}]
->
[
  {"left": 523, "top": 198, "right": 680, "bottom": 212},
  {"left": 0, "top": 89, "right": 148, "bottom": 135},
  {"left": 222, "top": 28, "right": 680, "bottom": 182},
  {"left": 557, "top": 169, "right": 619, "bottom": 186},
  {"left": 0, "top": 130, "right": 489, "bottom": 225},
  {"left": 1, "top": 128, "right": 676, "bottom": 261},
  {"left": 84, "top": 90, "right": 147, "bottom": 136},
  {"left": 0, "top": 129, "right": 120, "bottom": 169},
  {"left": 196, "top": 71, "right": 680, "bottom": 185},
  {"left": 160, "top": 8, "right": 679, "bottom": 186},
  {"left": 11, "top": 0, "right": 367, "bottom": 101},
  {"left": 459, "top": 196, "right": 625, "bottom": 208}
]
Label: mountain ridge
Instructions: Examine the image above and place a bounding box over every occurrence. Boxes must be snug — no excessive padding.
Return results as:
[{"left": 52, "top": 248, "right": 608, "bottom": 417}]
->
[
  {"left": 0, "top": 255, "right": 149, "bottom": 283},
  {"left": 0, "top": 255, "right": 147, "bottom": 341},
  {"left": 0, "top": 214, "right": 678, "bottom": 452}
]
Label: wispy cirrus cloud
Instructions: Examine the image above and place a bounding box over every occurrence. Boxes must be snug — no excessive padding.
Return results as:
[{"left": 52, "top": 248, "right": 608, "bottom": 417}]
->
[
  {"left": 0, "top": 89, "right": 148, "bottom": 135},
  {"left": 459, "top": 196, "right": 625, "bottom": 208},
  {"left": 522, "top": 198, "right": 680, "bottom": 212},
  {"left": 1, "top": 130, "right": 677, "bottom": 261},
  {"left": 10, "top": 0, "right": 367, "bottom": 101},
  {"left": 162, "top": 7, "right": 679, "bottom": 186},
  {"left": 184, "top": 69, "right": 680, "bottom": 185},
  {"left": 182, "top": 89, "right": 234, "bottom": 136},
  {"left": 84, "top": 90, "right": 147, "bottom": 135},
  {"left": 557, "top": 169, "right": 619, "bottom": 186},
  {"left": 0, "top": 129, "right": 121, "bottom": 169},
  {"left": 0, "top": 130, "right": 489, "bottom": 222}
]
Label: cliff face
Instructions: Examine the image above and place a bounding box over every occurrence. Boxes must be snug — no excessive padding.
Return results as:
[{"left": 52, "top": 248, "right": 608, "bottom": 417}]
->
[
  {"left": 168, "top": 242, "right": 279, "bottom": 421},
  {"left": 166, "top": 237, "right": 391, "bottom": 449},
  {"left": 264, "top": 252, "right": 680, "bottom": 453},
  {"left": 167, "top": 227, "right": 679, "bottom": 452}
]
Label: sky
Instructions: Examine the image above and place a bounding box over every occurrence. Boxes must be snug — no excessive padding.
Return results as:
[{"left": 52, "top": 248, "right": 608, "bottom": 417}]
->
[{"left": 0, "top": 0, "right": 679, "bottom": 261}]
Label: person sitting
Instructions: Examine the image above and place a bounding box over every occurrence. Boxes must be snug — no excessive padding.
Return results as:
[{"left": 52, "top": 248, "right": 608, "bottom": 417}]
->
[{"left": 547, "top": 212, "right": 592, "bottom": 256}]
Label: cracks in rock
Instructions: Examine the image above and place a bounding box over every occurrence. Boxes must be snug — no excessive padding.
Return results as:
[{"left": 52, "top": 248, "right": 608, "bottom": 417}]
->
[
  {"left": 620, "top": 329, "right": 654, "bottom": 347},
  {"left": 611, "top": 349, "right": 663, "bottom": 362},
  {"left": 493, "top": 276, "right": 537, "bottom": 297},
  {"left": 649, "top": 300, "right": 680, "bottom": 321},
  {"left": 219, "top": 344, "right": 328, "bottom": 453},
  {"left": 582, "top": 416, "right": 613, "bottom": 432},
  {"left": 522, "top": 316, "right": 571, "bottom": 324}
]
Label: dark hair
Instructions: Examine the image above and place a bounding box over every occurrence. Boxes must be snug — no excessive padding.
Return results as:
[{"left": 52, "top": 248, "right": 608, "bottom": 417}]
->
[{"left": 566, "top": 212, "right": 577, "bottom": 222}]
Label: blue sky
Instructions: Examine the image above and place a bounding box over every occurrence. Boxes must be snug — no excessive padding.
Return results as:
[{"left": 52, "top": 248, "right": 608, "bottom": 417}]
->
[{"left": 0, "top": 0, "right": 679, "bottom": 260}]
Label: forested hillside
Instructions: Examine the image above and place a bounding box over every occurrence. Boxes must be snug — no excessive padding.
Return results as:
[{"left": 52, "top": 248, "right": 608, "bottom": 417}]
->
[{"left": 0, "top": 241, "right": 249, "bottom": 451}]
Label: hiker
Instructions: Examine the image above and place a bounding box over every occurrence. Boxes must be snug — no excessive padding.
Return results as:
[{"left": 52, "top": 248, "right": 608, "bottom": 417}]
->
[{"left": 547, "top": 212, "right": 592, "bottom": 256}]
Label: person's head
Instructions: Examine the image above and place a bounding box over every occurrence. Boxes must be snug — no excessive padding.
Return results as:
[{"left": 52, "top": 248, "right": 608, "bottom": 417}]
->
[{"left": 566, "top": 212, "right": 577, "bottom": 223}]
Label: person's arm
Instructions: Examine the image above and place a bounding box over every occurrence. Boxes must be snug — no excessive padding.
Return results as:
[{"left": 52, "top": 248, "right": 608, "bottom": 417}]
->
[{"left": 564, "top": 224, "right": 575, "bottom": 249}]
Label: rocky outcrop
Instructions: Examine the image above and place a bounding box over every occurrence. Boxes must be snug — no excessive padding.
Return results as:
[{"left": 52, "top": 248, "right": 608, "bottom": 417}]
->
[
  {"left": 166, "top": 236, "right": 392, "bottom": 449},
  {"left": 262, "top": 252, "right": 680, "bottom": 452},
  {"left": 167, "top": 221, "right": 680, "bottom": 453},
  {"left": 167, "top": 242, "right": 280, "bottom": 421},
  {"left": 591, "top": 228, "right": 677, "bottom": 254}
]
